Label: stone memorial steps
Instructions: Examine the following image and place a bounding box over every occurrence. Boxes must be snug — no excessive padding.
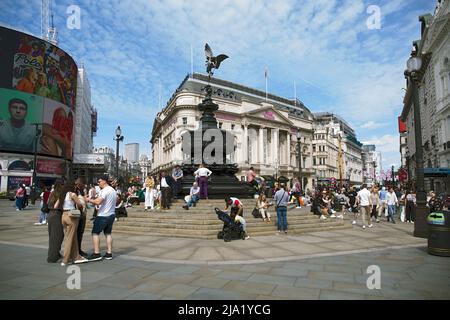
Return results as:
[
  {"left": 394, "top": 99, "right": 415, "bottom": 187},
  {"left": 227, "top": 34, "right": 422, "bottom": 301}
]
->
[{"left": 85, "top": 200, "right": 349, "bottom": 239}]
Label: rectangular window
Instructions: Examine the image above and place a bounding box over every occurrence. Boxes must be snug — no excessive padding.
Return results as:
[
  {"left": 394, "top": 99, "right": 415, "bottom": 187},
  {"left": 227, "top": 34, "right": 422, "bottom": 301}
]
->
[
  {"left": 182, "top": 117, "right": 187, "bottom": 125},
  {"left": 231, "top": 124, "right": 235, "bottom": 130},
  {"left": 313, "top": 157, "right": 316, "bottom": 165}
]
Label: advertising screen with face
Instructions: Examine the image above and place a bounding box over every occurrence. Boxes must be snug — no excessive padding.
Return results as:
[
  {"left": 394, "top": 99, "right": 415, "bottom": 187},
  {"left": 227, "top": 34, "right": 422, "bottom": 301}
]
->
[
  {"left": 0, "top": 88, "right": 43, "bottom": 153},
  {"left": 0, "top": 26, "right": 77, "bottom": 160}
]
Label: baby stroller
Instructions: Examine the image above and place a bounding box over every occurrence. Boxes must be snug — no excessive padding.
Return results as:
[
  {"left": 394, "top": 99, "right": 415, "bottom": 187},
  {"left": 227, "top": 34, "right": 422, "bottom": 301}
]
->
[{"left": 215, "top": 208, "right": 246, "bottom": 242}]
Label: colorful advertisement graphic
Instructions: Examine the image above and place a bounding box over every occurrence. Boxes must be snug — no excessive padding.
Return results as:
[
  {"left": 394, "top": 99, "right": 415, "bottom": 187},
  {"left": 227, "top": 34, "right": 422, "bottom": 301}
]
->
[
  {"left": 42, "top": 99, "right": 73, "bottom": 159},
  {"left": 0, "top": 27, "right": 77, "bottom": 160},
  {"left": 9, "top": 31, "right": 77, "bottom": 110},
  {"left": 0, "top": 88, "right": 43, "bottom": 153}
]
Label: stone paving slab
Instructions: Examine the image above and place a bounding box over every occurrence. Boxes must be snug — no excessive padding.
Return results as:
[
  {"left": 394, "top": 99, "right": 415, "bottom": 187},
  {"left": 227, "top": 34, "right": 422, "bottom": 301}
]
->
[
  {"left": 223, "top": 280, "right": 276, "bottom": 296},
  {"left": 190, "top": 276, "right": 231, "bottom": 289},
  {"left": 0, "top": 201, "right": 448, "bottom": 300},
  {"left": 158, "top": 283, "right": 200, "bottom": 299},
  {"left": 271, "top": 285, "right": 320, "bottom": 299}
]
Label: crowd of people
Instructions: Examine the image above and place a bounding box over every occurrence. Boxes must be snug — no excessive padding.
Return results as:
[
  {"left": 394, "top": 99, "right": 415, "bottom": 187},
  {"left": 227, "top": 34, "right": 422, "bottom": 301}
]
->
[
  {"left": 13, "top": 164, "right": 449, "bottom": 255},
  {"left": 13, "top": 176, "right": 122, "bottom": 265}
]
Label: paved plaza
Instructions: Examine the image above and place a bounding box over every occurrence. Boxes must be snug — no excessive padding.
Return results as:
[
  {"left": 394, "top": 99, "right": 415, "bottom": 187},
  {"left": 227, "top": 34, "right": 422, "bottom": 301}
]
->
[{"left": 0, "top": 200, "right": 449, "bottom": 300}]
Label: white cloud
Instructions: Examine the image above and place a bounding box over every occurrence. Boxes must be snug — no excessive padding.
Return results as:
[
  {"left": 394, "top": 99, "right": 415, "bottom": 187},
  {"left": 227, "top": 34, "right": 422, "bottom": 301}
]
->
[
  {"left": 362, "top": 134, "right": 400, "bottom": 169},
  {"left": 0, "top": 0, "right": 435, "bottom": 157},
  {"left": 359, "top": 121, "right": 386, "bottom": 129}
]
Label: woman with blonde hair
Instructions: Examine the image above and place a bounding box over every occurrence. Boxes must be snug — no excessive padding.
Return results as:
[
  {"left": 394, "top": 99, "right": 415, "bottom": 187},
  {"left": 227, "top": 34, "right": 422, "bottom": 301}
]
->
[
  {"left": 256, "top": 194, "right": 271, "bottom": 223},
  {"left": 370, "top": 187, "right": 381, "bottom": 223}
]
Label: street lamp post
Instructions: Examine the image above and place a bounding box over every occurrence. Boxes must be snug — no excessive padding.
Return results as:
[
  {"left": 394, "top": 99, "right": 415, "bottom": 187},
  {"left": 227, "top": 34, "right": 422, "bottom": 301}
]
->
[
  {"left": 373, "top": 160, "right": 377, "bottom": 185},
  {"left": 391, "top": 165, "right": 395, "bottom": 188},
  {"left": 114, "top": 125, "right": 124, "bottom": 181},
  {"left": 405, "top": 51, "right": 428, "bottom": 238},
  {"left": 296, "top": 130, "right": 302, "bottom": 191},
  {"left": 31, "top": 123, "right": 42, "bottom": 205}
]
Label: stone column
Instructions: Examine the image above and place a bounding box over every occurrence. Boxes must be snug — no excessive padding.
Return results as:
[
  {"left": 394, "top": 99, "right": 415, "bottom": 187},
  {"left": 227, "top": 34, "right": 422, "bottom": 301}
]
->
[
  {"left": 243, "top": 124, "right": 248, "bottom": 164},
  {"left": 259, "top": 127, "right": 264, "bottom": 165},
  {"left": 274, "top": 128, "right": 279, "bottom": 167},
  {"left": 287, "top": 132, "right": 291, "bottom": 167}
]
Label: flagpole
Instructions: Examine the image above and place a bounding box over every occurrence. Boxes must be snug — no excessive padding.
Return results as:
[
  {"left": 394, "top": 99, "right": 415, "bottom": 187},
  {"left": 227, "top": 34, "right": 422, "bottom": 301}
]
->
[
  {"left": 294, "top": 80, "right": 297, "bottom": 107},
  {"left": 190, "top": 44, "right": 193, "bottom": 76},
  {"left": 265, "top": 67, "right": 268, "bottom": 101}
]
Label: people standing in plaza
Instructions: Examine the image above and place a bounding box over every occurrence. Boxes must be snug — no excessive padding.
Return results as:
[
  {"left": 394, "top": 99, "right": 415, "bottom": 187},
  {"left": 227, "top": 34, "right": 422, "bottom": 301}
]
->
[
  {"left": 405, "top": 190, "right": 416, "bottom": 223},
  {"left": 370, "top": 187, "right": 380, "bottom": 223},
  {"left": 378, "top": 186, "right": 388, "bottom": 219},
  {"left": 160, "top": 171, "right": 174, "bottom": 210},
  {"left": 144, "top": 174, "right": 155, "bottom": 211},
  {"left": 247, "top": 167, "right": 257, "bottom": 192},
  {"left": 346, "top": 186, "right": 358, "bottom": 225},
  {"left": 86, "top": 176, "right": 117, "bottom": 261},
  {"left": 273, "top": 183, "right": 290, "bottom": 234},
  {"left": 47, "top": 180, "right": 65, "bottom": 263},
  {"left": 35, "top": 186, "right": 51, "bottom": 225},
  {"left": 399, "top": 190, "right": 407, "bottom": 222},
  {"left": 386, "top": 187, "right": 398, "bottom": 224},
  {"left": 61, "top": 182, "right": 88, "bottom": 266},
  {"left": 75, "top": 178, "right": 88, "bottom": 257},
  {"left": 15, "top": 184, "right": 25, "bottom": 211},
  {"left": 183, "top": 181, "right": 200, "bottom": 210},
  {"left": 172, "top": 165, "right": 184, "bottom": 199},
  {"left": 88, "top": 184, "right": 96, "bottom": 208},
  {"left": 356, "top": 184, "right": 372, "bottom": 229},
  {"left": 194, "top": 164, "right": 212, "bottom": 200}
]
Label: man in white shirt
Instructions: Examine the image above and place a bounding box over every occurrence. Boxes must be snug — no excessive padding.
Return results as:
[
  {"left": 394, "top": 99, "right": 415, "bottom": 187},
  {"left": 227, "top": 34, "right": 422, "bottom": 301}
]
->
[
  {"left": 183, "top": 182, "right": 200, "bottom": 210},
  {"left": 386, "top": 187, "right": 398, "bottom": 224},
  {"left": 194, "top": 164, "right": 212, "bottom": 199},
  {"left": 86, "top": 175, "right": 117, "bottom": 261},
  {"left": 356, "top": 184, "right": 372, "bottom": 229}
]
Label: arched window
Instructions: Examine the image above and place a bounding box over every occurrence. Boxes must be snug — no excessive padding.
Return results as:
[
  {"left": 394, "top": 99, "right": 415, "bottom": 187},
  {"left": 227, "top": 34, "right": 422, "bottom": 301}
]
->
[{"left": 8, "top": 160, "right": 31, "bottom": 171}]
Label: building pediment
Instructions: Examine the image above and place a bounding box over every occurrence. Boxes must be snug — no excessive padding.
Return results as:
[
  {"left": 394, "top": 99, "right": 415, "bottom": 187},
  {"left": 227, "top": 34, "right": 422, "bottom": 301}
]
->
[{"left": 246, "top": 107, "right": 293, "bottom": 126}]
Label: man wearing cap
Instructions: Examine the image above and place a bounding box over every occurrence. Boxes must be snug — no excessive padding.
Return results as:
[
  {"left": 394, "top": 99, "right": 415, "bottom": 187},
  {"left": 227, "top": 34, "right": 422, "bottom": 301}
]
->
[{"left": 85, "top": 175, "right": 117, "bottom": 261}]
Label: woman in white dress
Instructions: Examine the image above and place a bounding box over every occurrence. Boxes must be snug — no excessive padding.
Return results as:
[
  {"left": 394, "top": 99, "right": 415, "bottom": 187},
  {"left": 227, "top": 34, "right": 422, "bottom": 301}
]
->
[{"left": 144, "top": 175, "right": 155, "bottom": 211}]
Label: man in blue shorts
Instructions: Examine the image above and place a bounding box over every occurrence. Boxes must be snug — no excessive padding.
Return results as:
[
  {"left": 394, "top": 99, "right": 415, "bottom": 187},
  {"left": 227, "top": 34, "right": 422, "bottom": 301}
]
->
[{"left": 86, "top": 175, "right": 117, "bottom": 261}]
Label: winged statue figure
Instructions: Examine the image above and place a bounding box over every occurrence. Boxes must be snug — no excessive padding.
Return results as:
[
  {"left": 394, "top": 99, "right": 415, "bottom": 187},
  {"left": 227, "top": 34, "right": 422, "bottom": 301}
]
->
[{"left": 205, "top": 43, "right": 228, "bottom": 79}]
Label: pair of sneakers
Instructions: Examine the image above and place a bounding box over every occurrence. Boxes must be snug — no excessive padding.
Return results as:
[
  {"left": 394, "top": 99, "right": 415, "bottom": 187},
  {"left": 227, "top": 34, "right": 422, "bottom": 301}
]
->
[{"left": 88, "top": 252, "right": 113, "bottom": 261}]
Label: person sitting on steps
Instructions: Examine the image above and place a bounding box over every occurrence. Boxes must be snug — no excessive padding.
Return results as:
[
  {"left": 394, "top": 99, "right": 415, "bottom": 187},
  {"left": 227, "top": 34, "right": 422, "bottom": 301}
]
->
[{"left": 183, "top": 182, "right": 200, "bottom": 210}]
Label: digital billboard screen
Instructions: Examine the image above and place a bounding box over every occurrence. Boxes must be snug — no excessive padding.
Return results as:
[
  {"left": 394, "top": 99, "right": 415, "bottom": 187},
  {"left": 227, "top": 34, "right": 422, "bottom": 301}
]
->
[{"left": 0, "top": 26, "right": 77, "bottom": 160}]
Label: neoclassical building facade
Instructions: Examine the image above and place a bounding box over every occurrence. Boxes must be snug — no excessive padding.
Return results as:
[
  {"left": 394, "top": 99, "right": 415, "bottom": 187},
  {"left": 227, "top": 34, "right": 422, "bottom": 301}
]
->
[
  {"left": 150, "top": 73, "right": 363, "bottom": 188},
  {"left": 401, "top": 0, "right": 450, "bottom": 193}
]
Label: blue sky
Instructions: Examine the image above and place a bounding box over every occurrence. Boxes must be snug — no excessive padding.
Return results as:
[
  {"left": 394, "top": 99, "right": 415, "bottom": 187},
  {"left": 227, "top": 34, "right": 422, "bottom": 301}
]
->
[{"left": 0, "top": 0, "right": 436, "bottom": 170}]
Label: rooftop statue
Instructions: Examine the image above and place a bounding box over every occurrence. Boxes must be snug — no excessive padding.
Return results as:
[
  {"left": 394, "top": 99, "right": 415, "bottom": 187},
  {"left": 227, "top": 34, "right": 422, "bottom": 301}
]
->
[{"left": 205, "top": 43, "right": 228, "bottom": 79}]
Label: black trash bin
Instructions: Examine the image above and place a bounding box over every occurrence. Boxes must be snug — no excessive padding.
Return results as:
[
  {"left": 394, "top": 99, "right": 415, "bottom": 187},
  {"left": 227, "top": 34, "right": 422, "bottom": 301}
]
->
[{"left": 427, "top": 211, "right": 450, "bottom": 257}]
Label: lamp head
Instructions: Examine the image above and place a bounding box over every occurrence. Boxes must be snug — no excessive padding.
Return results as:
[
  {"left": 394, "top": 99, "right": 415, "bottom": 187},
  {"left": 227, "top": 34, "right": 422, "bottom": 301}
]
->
[
  {"left": 296, "top": 130, "right": 301, "bottom": 140},
  {"left": 406, "top": 56, "right": 422, "bottom": 73},
  {"left": 115, "top": 125, "right": 122, "bottom": 137}
]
